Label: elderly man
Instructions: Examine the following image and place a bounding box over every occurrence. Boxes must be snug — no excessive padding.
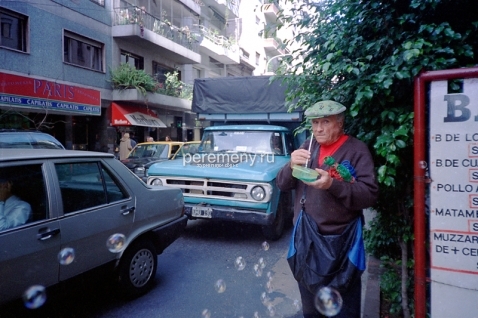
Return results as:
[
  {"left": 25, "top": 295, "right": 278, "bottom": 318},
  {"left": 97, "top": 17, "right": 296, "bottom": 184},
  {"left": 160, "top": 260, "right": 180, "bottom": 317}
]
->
[
  {"left": 276, "top": 100, "right": 379, "bottom": 318},
  {"left": 0, "top": 171, "right": 32, "bottom": 231}
]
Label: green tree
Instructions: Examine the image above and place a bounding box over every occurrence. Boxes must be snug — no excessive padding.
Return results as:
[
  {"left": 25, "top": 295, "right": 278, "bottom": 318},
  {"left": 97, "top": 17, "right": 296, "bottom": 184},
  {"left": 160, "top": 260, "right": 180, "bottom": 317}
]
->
[{"left": 276, "top": 0, "right": 478, "bottom": 316}]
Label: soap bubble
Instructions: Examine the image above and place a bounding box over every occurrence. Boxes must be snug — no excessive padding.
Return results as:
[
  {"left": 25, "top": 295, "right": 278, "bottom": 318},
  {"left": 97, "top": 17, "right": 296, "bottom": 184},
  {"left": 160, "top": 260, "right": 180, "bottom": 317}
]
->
[
  {"left": 293, "top": 299, "right": 302, "bottom": 311},
  {"left": 106, "top": 233, "right": 126, "bottom": 253},
  {"left": 266, "top": 271, "right": 273, "bottom": 280},
  {"left": 266, "top": 304, "right": 275, "bottom": 317},
  {"left": 214, "top": 279, "right": 226, "bottom": 293},
  {"left": 260, "top": 291, "right": 270, "bottom": 305},
  {"left": 314, "top": 286, "right": 343, "bottom": 317},
  {"left": 253, "top": 263, "right": 263, "bottom": 277},
  {"left": 202, "top": 309, "right": 211, "bottom": 318},
  {"left": 23, "top": 285, "right": 46, "bottom": 309},
  {"left": 58, "top": 247, "right": 75, "bottom": 265},
  {"left": 261, "top": 241, "right": 270, "bottom": 251},
  {"left": 234, "top": 256, "right": 246, "bottom": 271},
  {"left": 266, "top": 280, "right": 274, "bottom": 293},
  {"left": 258, "top": 257, "right": 266, "bottom": 269},
  {"left": 253, "top": 312, "right": 261, "bottom": 318}
]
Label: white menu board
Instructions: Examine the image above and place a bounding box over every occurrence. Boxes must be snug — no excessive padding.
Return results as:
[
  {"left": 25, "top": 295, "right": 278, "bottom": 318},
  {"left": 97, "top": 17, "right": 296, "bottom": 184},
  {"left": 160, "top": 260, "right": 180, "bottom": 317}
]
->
[{"left": 429, "top": 78, "right": 478, "bottom": 317}]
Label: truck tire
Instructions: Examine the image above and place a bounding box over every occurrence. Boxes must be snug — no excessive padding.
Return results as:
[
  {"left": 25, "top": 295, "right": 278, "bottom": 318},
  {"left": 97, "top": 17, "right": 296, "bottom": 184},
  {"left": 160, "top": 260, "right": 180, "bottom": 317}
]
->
[
  {"left": 117, "top": 239, "right": 157, "bottom": 297},
  {"left": 262, "top": 195, "right": 287, "bottom": 241}
]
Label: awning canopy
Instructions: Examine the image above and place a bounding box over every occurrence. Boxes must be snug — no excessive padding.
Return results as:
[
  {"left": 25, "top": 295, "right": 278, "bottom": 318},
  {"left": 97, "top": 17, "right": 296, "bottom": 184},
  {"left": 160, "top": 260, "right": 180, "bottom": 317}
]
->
[{"left": 111, "top": 102, "right": 166, "bottom": 128}]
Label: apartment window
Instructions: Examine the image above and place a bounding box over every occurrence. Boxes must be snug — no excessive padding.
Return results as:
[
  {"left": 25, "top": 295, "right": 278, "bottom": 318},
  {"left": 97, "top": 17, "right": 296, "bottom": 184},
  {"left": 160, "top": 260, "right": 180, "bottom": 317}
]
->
[
  {"left": 152, "top": 61, "right": 179, "bottom": 84},
  {"left": 0, "top": 8, "right": 27, "bottom": 52},
  {"left": 64, "top": 31, "right": 104, "bottom": 72},
  {"left": 256, "top": 53, "right": 260, "bottom": 66},
  {"left": 90, "top": 0, "right": 105, "bottom": 6},
  {"left": 121, "top": 51, "right": 144, "bottom": 70}
]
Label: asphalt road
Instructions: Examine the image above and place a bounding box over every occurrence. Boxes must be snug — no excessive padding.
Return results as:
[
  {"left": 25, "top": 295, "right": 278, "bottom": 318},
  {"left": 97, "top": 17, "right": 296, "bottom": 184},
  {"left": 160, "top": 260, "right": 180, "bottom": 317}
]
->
[{"left": 1, "top": 219, "right": 302, "bottom": 318}]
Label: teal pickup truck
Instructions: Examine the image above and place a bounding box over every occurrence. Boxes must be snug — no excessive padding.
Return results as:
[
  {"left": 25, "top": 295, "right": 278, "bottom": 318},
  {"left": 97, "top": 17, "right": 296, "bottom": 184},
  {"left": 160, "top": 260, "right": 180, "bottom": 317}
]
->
[
  {"left": 147, "top": 76, "right": 305, "bottom": 240},
  {"left": 147, "top": 124, "right": 295, "bottom": 240}
]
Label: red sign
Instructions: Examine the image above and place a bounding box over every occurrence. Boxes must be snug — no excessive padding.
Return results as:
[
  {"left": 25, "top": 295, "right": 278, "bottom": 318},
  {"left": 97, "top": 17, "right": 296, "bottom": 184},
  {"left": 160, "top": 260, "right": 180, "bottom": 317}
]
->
[{"left": 0, "top": 72, "right": 101, "bottom": 115}]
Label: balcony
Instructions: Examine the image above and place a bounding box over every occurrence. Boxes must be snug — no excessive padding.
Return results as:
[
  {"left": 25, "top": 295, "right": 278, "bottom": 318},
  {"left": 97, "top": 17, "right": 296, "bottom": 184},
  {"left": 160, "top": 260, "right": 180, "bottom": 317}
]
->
[
  {"left": 113, "top": 6, "right": 201, "bottom": 64},
  {"left": 201, "top": 0, "right": 240, "bottom": 19},
  {"left": 263, "top": 37, "right": 286, "bottom": 56},
  {"left": 198, "top": 25, "right": 240, "bottom": 64},
  {"left": 112, "top": 89, "right": 192, "bottom": 113},
  {"left": 262, "top": 1, "right": 280, "bottom": 23}
]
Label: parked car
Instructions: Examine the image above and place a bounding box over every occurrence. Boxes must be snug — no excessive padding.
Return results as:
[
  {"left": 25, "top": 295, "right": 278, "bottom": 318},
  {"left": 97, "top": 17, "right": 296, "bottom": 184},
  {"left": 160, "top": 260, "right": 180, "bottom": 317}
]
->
[
  {"left": 0, "top": 149, "right": 187, "bottom": 307},
  {"left": 120, "top": 141, "right": 184, "bottom": 182},
  {"left": 0, "top": 129, "right": 65, "bottom": 149}
]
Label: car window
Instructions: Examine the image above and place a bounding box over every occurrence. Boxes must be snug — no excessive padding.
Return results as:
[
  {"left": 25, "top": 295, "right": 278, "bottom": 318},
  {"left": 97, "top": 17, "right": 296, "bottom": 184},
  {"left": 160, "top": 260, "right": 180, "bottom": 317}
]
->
[
  {"left": 55, "top": 162, "right": 127, "bottom": 214},
  {"left": 0, "top": 134, "right": 33, "bottom": 148},
  {"left": 0, "top": 164, "right": 48, "bottom": 232},
  {"left": 31, "top": 134, "right": 64, "bottom": 149}
]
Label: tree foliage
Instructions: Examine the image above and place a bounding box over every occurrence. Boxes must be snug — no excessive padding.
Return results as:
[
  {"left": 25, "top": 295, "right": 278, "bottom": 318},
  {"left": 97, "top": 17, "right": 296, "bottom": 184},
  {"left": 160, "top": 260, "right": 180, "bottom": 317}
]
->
[{"left": 276, "top": 0, "right": 478, "bottom": 315}]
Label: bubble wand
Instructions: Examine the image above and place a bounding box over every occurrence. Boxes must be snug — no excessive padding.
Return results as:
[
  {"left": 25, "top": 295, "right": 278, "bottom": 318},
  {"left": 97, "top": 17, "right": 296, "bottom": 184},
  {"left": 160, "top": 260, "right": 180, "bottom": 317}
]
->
[{"left": 305, "top": 134, "right": 313, "bottom": 167}]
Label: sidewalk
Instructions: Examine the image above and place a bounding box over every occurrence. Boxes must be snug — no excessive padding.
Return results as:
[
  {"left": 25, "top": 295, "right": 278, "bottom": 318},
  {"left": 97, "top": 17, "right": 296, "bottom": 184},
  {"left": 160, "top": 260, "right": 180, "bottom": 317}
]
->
[{"left": 362, "top": 255, "right": 382, "bottom": 318}]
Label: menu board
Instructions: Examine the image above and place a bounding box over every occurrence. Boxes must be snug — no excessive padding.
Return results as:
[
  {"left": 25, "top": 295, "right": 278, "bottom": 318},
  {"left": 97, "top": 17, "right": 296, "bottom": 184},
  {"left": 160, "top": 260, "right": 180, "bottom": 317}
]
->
[{"left": 429, "top": 78, "right": 478, "bottom": 316}]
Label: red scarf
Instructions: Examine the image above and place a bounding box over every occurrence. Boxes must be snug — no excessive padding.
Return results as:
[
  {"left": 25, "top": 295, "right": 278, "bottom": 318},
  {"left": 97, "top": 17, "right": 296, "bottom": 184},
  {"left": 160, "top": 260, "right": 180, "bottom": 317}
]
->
[{"left": 318, "top": 135, "right": 348, "bottom": 166}]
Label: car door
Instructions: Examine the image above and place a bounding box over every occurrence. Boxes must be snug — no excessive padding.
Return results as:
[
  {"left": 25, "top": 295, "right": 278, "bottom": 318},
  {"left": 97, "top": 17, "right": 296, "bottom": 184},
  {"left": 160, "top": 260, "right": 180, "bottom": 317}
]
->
[
  {"left": 0, "top": 163, "right": 60, "bottom": 305},
  {"left": 52, "top": 159, "right": 134, "bottom": 281}
]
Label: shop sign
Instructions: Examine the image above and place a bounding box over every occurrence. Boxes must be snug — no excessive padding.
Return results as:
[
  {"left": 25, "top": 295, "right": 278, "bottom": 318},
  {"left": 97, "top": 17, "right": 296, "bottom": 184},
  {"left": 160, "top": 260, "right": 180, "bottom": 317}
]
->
[{"left": 0, "top": 72, "right": 101, "bottom": 116}]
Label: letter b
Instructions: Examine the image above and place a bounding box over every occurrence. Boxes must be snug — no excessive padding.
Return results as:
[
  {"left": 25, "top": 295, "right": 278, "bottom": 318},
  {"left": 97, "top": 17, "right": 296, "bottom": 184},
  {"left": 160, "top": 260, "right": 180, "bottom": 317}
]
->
[{"left": 444, "top": 94, "right": 470, "bottom": 122}]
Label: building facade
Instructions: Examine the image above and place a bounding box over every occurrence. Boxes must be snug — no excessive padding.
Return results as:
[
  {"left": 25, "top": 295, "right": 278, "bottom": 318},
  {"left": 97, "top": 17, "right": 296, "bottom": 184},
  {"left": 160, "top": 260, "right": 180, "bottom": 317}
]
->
[{"left": 0, "top": 0, "right": 288, "bottom": 151}]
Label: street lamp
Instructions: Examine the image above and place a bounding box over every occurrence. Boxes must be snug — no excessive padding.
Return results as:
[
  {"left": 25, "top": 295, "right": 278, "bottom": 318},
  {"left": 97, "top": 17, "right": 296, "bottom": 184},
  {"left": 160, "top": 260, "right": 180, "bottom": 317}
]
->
[{"left": 264, "top": 53, "right": 293, "bottom": 75}]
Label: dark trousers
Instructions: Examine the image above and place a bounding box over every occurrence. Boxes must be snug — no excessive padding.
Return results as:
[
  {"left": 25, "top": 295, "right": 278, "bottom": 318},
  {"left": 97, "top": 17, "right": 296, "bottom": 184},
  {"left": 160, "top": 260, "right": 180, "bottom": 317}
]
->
[{"left": 298, "top": 275, "right": 362, "bottom": 318}]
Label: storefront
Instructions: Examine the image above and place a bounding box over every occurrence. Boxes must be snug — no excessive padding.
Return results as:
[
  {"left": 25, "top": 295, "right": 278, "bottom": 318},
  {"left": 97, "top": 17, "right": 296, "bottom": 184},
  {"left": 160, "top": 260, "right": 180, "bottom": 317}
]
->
[{"left": 0, "top": 71, "right": 102, "bottom": 150}]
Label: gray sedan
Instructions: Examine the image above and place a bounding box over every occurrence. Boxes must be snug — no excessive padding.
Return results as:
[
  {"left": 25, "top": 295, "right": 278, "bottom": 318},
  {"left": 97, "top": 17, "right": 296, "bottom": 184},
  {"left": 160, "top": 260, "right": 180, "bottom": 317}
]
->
[{"left": 0, "top": 149, "right": 187, "bottom": 308}]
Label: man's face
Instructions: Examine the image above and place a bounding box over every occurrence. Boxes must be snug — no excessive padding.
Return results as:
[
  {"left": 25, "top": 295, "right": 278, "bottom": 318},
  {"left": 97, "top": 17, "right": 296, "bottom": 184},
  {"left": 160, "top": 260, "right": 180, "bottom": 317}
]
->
[
  {"left": 0, "top": 180, "right": 12, "bottom": 201},
  {"left": 310, "top": 115, "right": 344, "bottom": 146}
]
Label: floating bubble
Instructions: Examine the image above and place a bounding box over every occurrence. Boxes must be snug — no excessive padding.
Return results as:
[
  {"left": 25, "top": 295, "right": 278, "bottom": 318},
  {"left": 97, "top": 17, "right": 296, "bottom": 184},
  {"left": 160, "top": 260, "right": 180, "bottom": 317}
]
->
[
  {"left": 58, "top": 247, "right": 75, "bottom": 265},
  {"left": 419, "top": 160, "right": 427, "bottom": 169},
  {"left": 253, "top": 263, "right": 263, "bottom": 277},
  {"left": 23, "top": 285, "right": 47, "bottom": 309},
  {"left": 293, "top": 299, "right": 302, "bottom": 311},
  {"left": 258, "top": 257, "right": 266, "bottom": 269},
  {"left": 266, "top": 304, "right": 275, "bottom": 317},
  {"left": 261, "top": 241, "right": 270, "bottom": 251},
  {"left": 260, "top": 291, "right": 270, "bottom": 305},
  {"left": 234, "top": 256, "right": 246, "bottom": 271},
  {"left": 106, "top": 233, "right": 126, "bottom": 253},
  {"left": 202, "top": 309, "right": 211, "bottom": 318},
  {"left": 253, "top": 311, "right": 261, "bottom": 318},
  {"left": 266, "top": 280, "right": 274, "bottom": 293},
  {"left": 314, "top": 286, "right": 343, "bottom": 317},
  {"left": 214, "top": 279, "right": 226, "bottom": 293},
  {"left": 266, "top": 271, "right": 273, "bottom": 280}
]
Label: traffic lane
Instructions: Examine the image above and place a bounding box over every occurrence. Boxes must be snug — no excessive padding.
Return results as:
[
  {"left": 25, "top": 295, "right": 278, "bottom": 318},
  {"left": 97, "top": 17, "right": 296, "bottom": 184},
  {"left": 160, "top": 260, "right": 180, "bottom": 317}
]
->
[{"left": 98, "top": 219, "right": 302, "bottom": 318}]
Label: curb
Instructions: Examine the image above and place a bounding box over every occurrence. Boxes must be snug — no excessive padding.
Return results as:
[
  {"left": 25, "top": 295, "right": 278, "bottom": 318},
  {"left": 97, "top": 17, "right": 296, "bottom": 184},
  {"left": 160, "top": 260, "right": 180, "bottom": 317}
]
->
[{"left": 362, "top": 255, "right": 382, "bottom": 318}]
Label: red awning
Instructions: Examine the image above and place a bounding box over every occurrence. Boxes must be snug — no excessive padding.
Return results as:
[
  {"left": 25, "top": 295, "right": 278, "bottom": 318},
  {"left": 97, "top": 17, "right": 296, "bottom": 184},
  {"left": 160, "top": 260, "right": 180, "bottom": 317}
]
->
[{"left": 111, "top": 102, "right": 166, "bottom": 128}]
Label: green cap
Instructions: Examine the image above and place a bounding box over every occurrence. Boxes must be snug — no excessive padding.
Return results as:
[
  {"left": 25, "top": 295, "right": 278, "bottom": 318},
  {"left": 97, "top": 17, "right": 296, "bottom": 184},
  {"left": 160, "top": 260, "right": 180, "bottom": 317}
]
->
[{"left": 305, "top": 100, "right": 346, "bottom": 119}]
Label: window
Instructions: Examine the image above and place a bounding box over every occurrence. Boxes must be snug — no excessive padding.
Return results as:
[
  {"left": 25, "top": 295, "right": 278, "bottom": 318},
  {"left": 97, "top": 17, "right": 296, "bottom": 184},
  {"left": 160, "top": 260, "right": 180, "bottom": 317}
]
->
[
  {"left": 55, "top": 162, "right": 127, "bottom": 213},
  {"left": 64, "top": 31, "right": 104, "bottom": 72},
  {"left": 0, "top": 8, "right": 27, "bottom": 52},
  {"left": 0, "top": 164, "right": 47, "bottom": 231},
  {"left": 152, "top": 61, "right": 179, "bottom": 84},
  {"left": 90, "top": 0, "right": 105, "bottom": 6},
  {"left": 121, "top": 50, "right": 144, "bottom": 70},
  {"left": 256, "top": 52, "right": 260, "bottom": 66}
]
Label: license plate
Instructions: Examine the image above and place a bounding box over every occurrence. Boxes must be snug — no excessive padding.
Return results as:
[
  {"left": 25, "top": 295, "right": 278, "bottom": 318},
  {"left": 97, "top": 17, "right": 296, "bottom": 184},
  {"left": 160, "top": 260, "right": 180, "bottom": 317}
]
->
[{"left": 192, "top": 206, "right": 212, "bottom": 218}]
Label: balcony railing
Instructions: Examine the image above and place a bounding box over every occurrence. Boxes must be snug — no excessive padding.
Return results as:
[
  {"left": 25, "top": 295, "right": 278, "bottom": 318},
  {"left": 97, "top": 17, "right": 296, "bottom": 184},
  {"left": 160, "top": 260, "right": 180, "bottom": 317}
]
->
[
  {"left": 113, "top": 5, "right": 200, "bottom": 53},
  {"left": 198, "top": 25, "right": 238, "bottom": 52}
]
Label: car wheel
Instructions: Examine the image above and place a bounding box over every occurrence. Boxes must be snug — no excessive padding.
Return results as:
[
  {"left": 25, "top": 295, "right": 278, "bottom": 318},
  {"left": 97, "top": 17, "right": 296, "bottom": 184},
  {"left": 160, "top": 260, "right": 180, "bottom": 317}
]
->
[
  {"left": 262, "top": 194, "right": 287, "bottom": 241},
  {"left": 117, "top": 239, "right": 157, "bottom": 297}
]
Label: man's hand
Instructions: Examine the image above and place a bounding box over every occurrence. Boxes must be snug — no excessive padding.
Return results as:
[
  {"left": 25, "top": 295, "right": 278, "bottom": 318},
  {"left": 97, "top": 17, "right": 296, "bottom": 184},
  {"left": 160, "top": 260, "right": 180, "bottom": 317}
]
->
[
  {"left": 290, "top": 149, "right": 311, "bottom": 167},
  {"left": 304, "top": 168, "right": 333, "bottom": 189}
]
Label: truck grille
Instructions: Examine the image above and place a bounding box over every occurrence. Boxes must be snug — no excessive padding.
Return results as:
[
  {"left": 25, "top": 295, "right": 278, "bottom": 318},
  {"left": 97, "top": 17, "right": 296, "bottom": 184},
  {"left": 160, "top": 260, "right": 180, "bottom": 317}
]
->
[{"left": 152, "top": 177, "right": 272, "bottom": 203}]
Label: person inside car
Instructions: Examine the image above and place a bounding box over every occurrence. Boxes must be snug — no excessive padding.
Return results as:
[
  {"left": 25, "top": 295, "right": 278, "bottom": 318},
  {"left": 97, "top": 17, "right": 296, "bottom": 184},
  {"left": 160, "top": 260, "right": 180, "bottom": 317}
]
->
[{"left": 0, "top": 171, "right": 32, "bottom": 231}]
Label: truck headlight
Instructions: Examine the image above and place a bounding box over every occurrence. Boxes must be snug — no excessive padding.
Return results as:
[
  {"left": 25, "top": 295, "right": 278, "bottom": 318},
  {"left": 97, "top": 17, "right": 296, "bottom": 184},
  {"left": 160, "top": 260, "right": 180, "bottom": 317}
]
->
[
  {"left": 150, "top": 178, "right": 163, "bottom": 186},
  {"left": 251, "top": 186, "right": 266, "bottom": 201}
]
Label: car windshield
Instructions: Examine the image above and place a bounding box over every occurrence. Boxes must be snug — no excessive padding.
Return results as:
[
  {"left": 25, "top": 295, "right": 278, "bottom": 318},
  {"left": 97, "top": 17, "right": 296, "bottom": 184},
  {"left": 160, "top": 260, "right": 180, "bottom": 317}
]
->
[
  {"left": 198, "top": 131, "right": 284, "bottom": 155},
  {"left": 127, "top": 144, "right": 170, "bottom": 159},
  {"left": 0, "top": 133, "right": 64, "bottom": 149}
]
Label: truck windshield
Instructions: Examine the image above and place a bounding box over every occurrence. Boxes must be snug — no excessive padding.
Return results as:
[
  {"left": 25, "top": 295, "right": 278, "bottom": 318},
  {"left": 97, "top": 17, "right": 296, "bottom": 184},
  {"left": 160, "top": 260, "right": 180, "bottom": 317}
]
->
[{"left": 198, "top": 131, "right": 284, "bottom": 155}]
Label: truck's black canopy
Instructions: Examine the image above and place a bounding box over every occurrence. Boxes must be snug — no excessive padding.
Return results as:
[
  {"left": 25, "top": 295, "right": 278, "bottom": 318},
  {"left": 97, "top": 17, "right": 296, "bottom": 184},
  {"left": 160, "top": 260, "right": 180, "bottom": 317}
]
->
[{"left": 192, "top": 76, "right": 291, "bottom": 114}]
